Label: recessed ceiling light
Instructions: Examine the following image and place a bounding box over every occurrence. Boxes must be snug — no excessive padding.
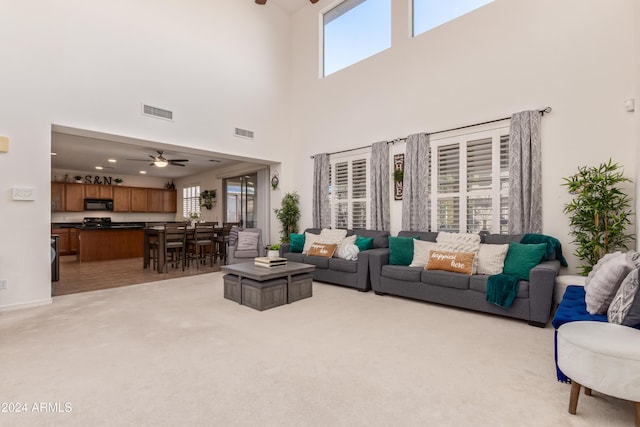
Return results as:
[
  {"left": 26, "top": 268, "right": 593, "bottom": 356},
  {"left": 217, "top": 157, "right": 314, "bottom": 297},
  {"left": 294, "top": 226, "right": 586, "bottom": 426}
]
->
[
  {"left": 95, "top": 166, "right": 103, "bottom": 170},
  {"left": 140, "top": 170, "right": 147, "bottom": 174},
  {"left": 108, "top": 159, "right": 117, "bottom": 163}
]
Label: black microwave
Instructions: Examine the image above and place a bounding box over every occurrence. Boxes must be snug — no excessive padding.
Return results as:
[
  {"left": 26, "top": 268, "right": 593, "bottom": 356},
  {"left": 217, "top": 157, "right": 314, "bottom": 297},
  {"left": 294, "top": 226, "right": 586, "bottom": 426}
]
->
[{"left": 84, "top": 198, "right": 114, "bottom": 211}]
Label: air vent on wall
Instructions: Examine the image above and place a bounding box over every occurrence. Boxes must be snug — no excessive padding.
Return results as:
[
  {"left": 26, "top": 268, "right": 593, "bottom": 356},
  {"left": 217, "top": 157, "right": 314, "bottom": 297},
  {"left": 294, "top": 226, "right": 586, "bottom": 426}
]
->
[
  {"left": 142, "top": 104, "right": 173, "bottom": 121},
  {"left": 234, "top": 127, "right": 254, "bottom": 139}
]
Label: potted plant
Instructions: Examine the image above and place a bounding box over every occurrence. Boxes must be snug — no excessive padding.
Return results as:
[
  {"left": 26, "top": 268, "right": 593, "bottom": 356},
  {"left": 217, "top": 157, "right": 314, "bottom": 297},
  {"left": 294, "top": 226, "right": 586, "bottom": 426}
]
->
[
  {"left": 562, "top": 159, "right": 634, "bottom": 275},
  {"left": 114, "top": 178, "right": 124, "bottom": 186},
  {"left": 274, "top": 192, "right": 300, "bottom": 243},
  {"left": 201, "top": 189, "right": 216, "bottom": 210},
  {"left": 266, "top": 244, "right": 281, "bottom": 258},
  {"left": 74, "top": 175, "right": 83, "bottom": 184},
  {"left": 188, "top": 212, "right": 200, "bottom": 226}
]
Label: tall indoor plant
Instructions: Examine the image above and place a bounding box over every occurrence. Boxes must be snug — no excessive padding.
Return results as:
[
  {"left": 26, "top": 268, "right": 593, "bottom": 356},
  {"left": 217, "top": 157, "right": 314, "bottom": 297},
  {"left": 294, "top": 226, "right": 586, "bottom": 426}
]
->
[
  {"left": 274, "top": 192, "right": 300, "bottom": 243},
  {"left": 562, "top": 159, "right": 634, "bottom": 275}
]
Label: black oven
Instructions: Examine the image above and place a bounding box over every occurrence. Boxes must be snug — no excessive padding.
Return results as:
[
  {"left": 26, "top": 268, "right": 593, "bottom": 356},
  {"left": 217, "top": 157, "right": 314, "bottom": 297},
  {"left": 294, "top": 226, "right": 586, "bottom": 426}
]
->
[{"left": 84, "top": 198, "right": 114, "bottom": 211}]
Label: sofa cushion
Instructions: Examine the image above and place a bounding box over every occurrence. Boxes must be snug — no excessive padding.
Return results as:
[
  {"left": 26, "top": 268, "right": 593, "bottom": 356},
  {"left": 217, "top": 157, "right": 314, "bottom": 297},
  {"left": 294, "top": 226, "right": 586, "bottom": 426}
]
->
[
  {"left": 585, "top": 251, "right": 635, "bottom": 315},
  {"left": 399, "top": 231, "right": 438, "bottom": 242},
  {"left": 484, "top": 234, "right": 524, "bottom": 244},
  {"left": 608, "top": 267, "right": 640, "bottom": 326},
  {"left": 355, "top": 236, "right": 374, "bottom": 251},
  {"left": 381, "top": 265, "right": 422, "bottom": 282},
  {"left": 409, "top": 240, "right": 438, "bottom": 267},
  {"left": 469, "top": 275, "right": 529, "bottom": 298},
  {"left": 503, "top": 242, "right": 546, "bottom": 280},
  {"left": 307, "top": 242, "right": 337, "bottom": 258},
  {"left": 303, "top": 255, "right": 330, "bottom": 269},
  {"left": 389, "top": 236, "right": 417, "bottom": 266},
  {"left": 426, "top": 250, "right": 475, "bottom": 275},
  {"left": 477, "top": 243, "right": 509, "bottom": 275},
  {"left": 421, "top": 270, "right": 470, "bottom": 290},
  {"left": 289, "top": 233, "right": 305, "bottom": 253},
  {"left": 285, "top": 252, "right": 305, "bottom": 263},
  {"left": 329, "top": 257, "right": 358, "bottom": 274},
  {"left": 356, "top": 229, "right": 390, "bottom": 248}
]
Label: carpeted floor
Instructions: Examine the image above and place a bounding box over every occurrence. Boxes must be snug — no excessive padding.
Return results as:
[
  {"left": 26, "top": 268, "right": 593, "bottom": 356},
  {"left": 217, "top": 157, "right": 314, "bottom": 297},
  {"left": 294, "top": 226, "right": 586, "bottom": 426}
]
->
[{"left": 0, "top": 273, "right": 635, "bottom": 426}]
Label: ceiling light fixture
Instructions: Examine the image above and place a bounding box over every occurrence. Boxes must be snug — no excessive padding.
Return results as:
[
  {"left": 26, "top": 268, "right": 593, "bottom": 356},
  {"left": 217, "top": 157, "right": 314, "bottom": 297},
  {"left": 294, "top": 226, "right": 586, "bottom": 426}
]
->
[
  {"left": 108, "top": 159, "right": 117, "bottom": 163},
  {"left": 140, "top": 171, "right": 147, "bottom": 174},
  {"left": 95, "top": 166, "right": 103, "bottom": 170},
  {"left": 154, "top": 158, "right": 169, "bottom": 168}
]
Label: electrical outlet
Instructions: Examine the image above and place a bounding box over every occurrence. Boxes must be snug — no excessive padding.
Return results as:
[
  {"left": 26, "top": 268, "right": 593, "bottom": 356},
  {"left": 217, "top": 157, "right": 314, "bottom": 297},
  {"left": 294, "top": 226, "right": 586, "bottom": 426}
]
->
[{"left": 0, "top": 279, "right": 7, "bottom": 290}]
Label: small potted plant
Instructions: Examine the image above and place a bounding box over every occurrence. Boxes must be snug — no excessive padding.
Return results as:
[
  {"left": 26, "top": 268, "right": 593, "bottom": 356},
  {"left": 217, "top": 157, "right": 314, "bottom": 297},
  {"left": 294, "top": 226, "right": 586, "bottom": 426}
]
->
[
  {"left": 266, "top": 244, "right": 281, "bottom": 258},
  {"left": 74, "top": 175, "right": 83, "bottom": 184},
  {"left": 114, "top": 178, "right": 124, "bottom": 186},
  {"left": 188, "top": 212, "right": 200, "bottom": 226}
]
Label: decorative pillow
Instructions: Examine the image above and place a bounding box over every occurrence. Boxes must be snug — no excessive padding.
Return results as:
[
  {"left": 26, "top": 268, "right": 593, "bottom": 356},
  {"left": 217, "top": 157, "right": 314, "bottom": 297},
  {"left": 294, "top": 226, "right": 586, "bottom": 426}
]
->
[
  {"left": 584, "top": 252, "right": 618, "bottom": 291},
  {"left": 410, "top": 240, "right": 438, "bottom": 267},
  {"left": 319, "top": 228, "right": 348, "bottom": 244},
  {"left": 289, "top": 233, "right": 305, "bottom": 253},
  {"left": 236, "top": 231, "right": 259, "bottom": 251},
  {"left": 302, "top": 232, "right": 320, "bottom": 254},
  {"left": 477, "top": 244, "right": 509, "bottom": 275},
  {"left": 307, "top": 242, "right": 337, "bottom": 258},
  {"left": 336, "top": 244, "right": 359, "bottom": 261},
  {"left": 355, "top": 236, "right": 374, "bottom": 252},
  {"left": 502, "top": 242, "right": 546, "bottom": 281},
  {"left": 389, "top": 236, "right": 416, "bottom": 266},
  {"left": 228, "top": 226, "right": 243, "bottom": 246},
  {"left": 436, "top": 232, "right": 481, "bottom": 273},
  {"left": 335, "top": 235, "right": 357, "bottom": 258},
  {"left": 425, "top": 250, "right": 475, "bottom": 275},
  {"left": 585, "top": 251, "right": 635, "bottom": 315},
  {"left": 608, "top": 267, "right": 640, "bottom": 326}
]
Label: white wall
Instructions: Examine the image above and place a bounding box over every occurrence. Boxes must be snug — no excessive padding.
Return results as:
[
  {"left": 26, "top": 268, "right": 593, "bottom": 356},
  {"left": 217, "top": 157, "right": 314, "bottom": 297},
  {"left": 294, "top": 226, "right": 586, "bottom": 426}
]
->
[
  {"left": 289, "top": 0, "right": 639, "bottom": 274},
  {"left": 0, "top": 0, "right": 293, "bottom": 311}
]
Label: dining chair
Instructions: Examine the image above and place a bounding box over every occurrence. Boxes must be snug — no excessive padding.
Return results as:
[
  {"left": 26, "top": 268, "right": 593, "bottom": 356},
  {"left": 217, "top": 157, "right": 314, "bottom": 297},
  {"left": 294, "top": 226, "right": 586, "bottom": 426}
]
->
[
  {"left": 163, "top": 223, "right": 187, "bottom": 272},
  {"left": 214, "top": 223, "right": 237, "bottom": 265},
  {"left": 146, "top": 222, "right": 166, "bottom": 270},
  {"left": 187, "top": 222, "right": 216, "bottom": 268}
]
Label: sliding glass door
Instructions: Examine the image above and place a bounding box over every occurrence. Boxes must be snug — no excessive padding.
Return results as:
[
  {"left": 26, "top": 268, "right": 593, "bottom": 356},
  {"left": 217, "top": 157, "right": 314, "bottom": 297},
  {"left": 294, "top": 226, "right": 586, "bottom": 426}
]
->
[{"left": 224, "top": 173, "right": 257, "bottom": 228}]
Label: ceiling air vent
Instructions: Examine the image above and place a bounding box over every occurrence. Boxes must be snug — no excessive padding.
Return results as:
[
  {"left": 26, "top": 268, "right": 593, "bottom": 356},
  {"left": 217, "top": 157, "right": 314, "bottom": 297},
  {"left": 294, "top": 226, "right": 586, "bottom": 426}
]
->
[
  {"left": 142, "top": 104, "right": 173, "bottom": 121},
  {"left": 234, "top": 127, "right": 254, "bottom": 139}
]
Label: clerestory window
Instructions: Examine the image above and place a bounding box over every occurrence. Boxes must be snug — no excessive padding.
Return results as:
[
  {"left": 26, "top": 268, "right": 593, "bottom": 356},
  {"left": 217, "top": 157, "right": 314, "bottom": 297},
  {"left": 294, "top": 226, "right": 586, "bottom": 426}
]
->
[{"left": 413, "top": 0, "right": 494, "bottom": 37}]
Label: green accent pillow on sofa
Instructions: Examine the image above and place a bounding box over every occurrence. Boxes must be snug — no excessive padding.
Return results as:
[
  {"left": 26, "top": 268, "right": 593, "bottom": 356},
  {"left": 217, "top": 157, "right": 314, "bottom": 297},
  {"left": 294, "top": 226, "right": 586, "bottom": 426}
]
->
[
  {"left": 389, "top": 236, "right": 417, "bottom": 266},
  {"left": 289, "top": 233, "right": 305, "bottom": 253},
  {"left": 503, "top": 242, "right": 547, "bottom": 280},
  {"left": 355, "top": 236, "right": 374, "bottom": 251}
]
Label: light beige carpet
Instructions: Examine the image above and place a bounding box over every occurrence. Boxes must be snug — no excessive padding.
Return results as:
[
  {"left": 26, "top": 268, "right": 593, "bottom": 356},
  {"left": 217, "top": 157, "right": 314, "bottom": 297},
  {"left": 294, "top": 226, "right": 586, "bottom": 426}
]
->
[{"left": 0, "top": 272, "right": 635, "bottom": 427}]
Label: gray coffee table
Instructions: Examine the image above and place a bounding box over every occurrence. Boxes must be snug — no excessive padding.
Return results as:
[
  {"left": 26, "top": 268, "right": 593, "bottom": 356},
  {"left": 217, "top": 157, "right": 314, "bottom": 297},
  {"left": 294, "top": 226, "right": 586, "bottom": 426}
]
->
[{"left": 221, "top": 261, "right": 315, "bottom": 308}]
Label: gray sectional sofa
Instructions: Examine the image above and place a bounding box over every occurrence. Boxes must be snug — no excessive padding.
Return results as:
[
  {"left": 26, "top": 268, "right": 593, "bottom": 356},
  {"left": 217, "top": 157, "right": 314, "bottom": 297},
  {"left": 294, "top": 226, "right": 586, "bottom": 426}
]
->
[
  {"left": 280, "top": 228, "right": 390, "bottom": 291},
  {"left": 367, "top": 231, "right": 561, "bottom": 327}
]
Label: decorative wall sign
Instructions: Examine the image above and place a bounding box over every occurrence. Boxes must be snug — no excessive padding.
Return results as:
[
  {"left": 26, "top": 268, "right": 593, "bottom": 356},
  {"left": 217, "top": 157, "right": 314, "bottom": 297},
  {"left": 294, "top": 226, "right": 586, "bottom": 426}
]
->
[{"left": 393, "top": 154, "right": 404, "bottom": 201}]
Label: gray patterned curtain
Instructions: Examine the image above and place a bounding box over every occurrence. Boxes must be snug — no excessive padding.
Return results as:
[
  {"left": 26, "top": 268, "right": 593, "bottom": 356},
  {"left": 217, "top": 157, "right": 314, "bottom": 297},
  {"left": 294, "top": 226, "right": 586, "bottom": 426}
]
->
[
  {"left": 508, "top": 110, "right": 542, "bottom": 234},
  {"left": 312, "top": 153, "right": 330, "bottom": 228},
  {"left": 402, "top": 133, "right": 430, "bottom": 231},
  {"left": 370, "top": 141, "right": 390, "bottom": 231}
]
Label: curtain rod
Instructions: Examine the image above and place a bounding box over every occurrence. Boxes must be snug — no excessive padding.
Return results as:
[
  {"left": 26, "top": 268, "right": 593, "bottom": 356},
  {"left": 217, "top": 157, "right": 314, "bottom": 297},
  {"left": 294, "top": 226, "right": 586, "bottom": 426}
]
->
[{"left": 310, "top": 107, "right": 552, "bottom": 159}]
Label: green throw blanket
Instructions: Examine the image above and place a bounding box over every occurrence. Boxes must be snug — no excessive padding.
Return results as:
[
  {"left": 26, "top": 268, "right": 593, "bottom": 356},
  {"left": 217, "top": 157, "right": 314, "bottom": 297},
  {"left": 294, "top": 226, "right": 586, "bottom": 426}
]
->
[
  {"left": 521, "top": 233, "right": 568, "bottom": 267},
  {"left": 486, "top": 274, "right": 521, "bottom": 308}
]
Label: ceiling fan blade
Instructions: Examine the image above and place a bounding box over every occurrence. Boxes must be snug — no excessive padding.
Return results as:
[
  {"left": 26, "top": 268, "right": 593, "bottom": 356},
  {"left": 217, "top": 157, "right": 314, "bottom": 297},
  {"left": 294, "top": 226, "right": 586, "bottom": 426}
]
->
[
  {"left": 168, "top": 159, "right": 188, "bottom": 163},
  {"left": 127, "top": 158, "right": 151, "bottom": 162},
  {"left": 169, "top": 161, "right": 186, "bottom": 167}
]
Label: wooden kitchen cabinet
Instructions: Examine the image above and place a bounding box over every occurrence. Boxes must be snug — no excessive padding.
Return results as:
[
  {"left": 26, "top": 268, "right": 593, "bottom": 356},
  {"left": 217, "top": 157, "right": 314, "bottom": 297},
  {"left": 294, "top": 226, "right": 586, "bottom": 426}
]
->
[
  {"left": 51, "top": 182, "right": 66, "bottom": 212},
  {"left": 130, "top": 187, "right": 148, "bottom": 212},
  {"left": 113, "top": 186, "right": 131, "bottom": 212},
  {"left": 52, "top": 227, "right": 78, "bottom": 255},
  {"left": 65, "top": 183, "right": 85, "bottom": 212},
  {"left": 163, "top": 189, "right": 177, "bottom": 212},
  {"left": 84, "top": 184, "right": 113, "bottom": 199},
  {"left": 146, "top": 189, "right": 176, "bottom": 213}
]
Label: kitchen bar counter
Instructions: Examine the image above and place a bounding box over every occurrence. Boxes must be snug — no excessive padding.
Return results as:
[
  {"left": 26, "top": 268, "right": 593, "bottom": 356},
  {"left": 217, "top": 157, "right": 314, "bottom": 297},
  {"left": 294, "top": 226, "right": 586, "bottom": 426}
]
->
[{"left": 77, "top": 228, "right": 144, "bottom": 262}]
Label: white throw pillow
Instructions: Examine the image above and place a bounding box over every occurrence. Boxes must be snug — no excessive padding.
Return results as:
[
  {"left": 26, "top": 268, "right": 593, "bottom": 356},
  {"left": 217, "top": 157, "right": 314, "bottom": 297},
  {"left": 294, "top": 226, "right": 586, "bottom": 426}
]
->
[
  {"left": 477, "top": 244, "right": 509, "bottom": 275},
  {"left": 334, "top": 234, "right": 357, "bottom": 258},
  {"left": 436, "top": 232, "right": 481, "bottom": 273},
  {"left": 410, "top": 240, "right": 438, "bottom": 267},
  {"left": 236, "top": 231, "right": 259, "bottom": 251},
  {"left": 585, "top": 251, "right": 635, "bottom": 314},
  {"left": 303, "top": 232, "right": 320, "bottom": 254},
  {"left": 336, "top": 244, "right": 359, "bottom": 261},
  {"left": 319, "top": 228, "right": 348, "bottom": 244}
]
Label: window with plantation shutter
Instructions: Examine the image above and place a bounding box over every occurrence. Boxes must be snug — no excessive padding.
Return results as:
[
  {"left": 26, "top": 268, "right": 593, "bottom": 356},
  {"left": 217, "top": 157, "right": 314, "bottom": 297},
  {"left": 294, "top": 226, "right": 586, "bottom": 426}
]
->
[
  {"left": 182, "top": 185, "right": 200, "bottom": 219},
  {"left": 329, "top": 150, "right": 371, "bottom": 229},
  {"left": 430, "top": 124, "right": 510, "bottom": 233}
]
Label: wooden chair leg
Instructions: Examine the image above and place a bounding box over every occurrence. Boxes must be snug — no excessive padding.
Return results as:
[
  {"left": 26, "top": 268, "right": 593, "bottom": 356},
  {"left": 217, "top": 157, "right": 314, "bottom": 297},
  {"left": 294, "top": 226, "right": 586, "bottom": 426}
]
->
[
  {"left": 584, "top": 387, "right": 592, "bottom": 396},
  {"left": 569, "top": 381, "right": 581, "bottom": 415}
]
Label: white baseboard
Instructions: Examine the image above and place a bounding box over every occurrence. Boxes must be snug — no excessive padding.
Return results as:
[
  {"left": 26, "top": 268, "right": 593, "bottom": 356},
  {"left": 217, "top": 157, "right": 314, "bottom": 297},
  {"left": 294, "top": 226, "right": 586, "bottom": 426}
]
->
[{"left": 0, "top": 297, "right": 52, "bottom": 313}]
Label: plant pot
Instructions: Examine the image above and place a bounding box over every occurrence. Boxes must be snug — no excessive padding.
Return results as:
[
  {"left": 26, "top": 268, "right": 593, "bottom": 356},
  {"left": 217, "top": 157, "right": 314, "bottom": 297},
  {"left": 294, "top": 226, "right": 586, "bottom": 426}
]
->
[{"left": 267, "top": 250, "right": 280, "bottom": 258}]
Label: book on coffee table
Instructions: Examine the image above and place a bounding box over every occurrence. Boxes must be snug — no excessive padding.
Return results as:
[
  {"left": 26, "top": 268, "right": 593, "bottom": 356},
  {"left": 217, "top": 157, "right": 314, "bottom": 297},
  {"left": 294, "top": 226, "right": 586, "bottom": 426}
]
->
[{"left": 254, "top": 256, "right": 287, "bottom": 267}]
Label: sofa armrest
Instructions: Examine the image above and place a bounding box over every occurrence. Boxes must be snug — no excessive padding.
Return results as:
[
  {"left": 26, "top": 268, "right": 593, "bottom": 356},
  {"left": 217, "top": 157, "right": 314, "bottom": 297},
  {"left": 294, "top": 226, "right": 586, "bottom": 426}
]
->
[
  {"left": 528, "top": 260, "right": 561, "bottom": 325},
  {"left": 367, "top": 248, "right": 390, "bottom": 291},
  {"left": 280, "top": 243, "right": 291, "bottom": 257}
]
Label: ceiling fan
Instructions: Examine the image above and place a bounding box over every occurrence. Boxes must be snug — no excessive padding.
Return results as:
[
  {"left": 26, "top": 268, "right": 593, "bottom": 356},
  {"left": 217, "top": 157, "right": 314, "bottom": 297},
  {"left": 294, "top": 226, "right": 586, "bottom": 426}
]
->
[{"left": 127, "top": 150, "right": 189, "bottom": 168}]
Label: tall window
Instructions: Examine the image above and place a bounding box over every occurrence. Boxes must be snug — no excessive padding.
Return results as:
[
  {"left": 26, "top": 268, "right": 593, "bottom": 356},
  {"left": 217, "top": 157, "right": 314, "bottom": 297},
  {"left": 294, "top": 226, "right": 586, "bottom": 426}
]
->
[
  {"left": 431, "top": 125, "right": 509, "bottom": 233},
  {"left": 323, "top": 0, "right": 391, "bottom": 76},
  {"left": 183, "top": 185, "right": 200, "bottom": 219},
  {"left": 413, "top": 0, "right": 494, "bottom": 37},
  {"left": 329, "top": 151, "right": 370, "bottom": 229}
]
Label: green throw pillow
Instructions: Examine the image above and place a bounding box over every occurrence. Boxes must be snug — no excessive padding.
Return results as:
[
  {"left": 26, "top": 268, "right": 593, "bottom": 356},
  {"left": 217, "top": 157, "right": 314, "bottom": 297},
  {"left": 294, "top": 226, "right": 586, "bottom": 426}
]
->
[
  {"left": 503, "top": 242, "right": 547, "bottom": 280},
  {"left": 289, "top": 233, "right": 305, "bottom": 253},
  {"left": 355, "top": 236, "right": 374, "bottom": 251},
  {"left": 389, "top": 236, "right": 417, "bottom": 266}
]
